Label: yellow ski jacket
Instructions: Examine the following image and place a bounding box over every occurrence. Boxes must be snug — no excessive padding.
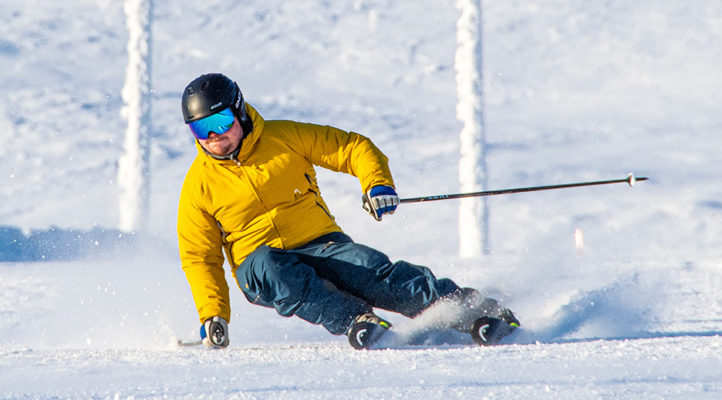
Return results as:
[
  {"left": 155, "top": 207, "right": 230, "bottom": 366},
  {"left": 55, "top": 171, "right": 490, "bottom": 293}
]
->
[{"left": 177, "top": 104, "right": 395, "bottom": 323}]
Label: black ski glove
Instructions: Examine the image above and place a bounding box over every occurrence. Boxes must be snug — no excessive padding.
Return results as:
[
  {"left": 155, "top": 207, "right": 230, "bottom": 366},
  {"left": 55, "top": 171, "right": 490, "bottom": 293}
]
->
[{"left": 200, "top": 316, "right": 229, "bottom": 348}]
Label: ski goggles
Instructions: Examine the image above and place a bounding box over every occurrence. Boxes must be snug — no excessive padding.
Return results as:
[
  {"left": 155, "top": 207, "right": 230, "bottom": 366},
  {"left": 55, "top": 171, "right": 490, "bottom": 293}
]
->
[{"left": 187, "top": 107, "right": 235, "bottom": 140}]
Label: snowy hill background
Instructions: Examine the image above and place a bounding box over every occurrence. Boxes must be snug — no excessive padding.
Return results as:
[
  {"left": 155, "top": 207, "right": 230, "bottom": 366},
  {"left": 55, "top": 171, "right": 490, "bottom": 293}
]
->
[{"left": 1, "top": 0, "right": 721, "bottom": 398}]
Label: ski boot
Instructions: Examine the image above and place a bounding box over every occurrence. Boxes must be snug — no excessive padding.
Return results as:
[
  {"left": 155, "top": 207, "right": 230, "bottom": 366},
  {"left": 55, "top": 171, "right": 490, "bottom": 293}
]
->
[
  {"left": 471, "top": 315, "right": 518, "bottom": 345},
  {"left": 347, "top": 312, "right": 392, "bottom": 350},
  {"left": 448, "top": 288, "right": 520, "bottom": 345}
]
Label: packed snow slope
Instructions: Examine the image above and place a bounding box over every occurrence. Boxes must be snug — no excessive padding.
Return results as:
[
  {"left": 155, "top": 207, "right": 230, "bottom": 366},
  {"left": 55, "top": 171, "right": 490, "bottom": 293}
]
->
[{"left": 1, "top": 0, "right": 721, "bottom": 398}]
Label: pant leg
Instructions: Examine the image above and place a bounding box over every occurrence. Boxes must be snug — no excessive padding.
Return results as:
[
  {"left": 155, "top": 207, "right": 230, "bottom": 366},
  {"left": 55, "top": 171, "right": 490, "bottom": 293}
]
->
[
  {"left": 237, "top": 244, "right": 371, "bottom": 335},
  {"left": 292, "top": 233, "right": 460, "bottom": 317}
]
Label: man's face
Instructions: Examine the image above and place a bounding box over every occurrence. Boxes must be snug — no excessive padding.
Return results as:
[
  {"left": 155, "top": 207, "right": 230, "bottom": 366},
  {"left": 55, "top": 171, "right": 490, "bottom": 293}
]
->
[{"left": 198, "top": 116, "right": 244, "bottom": 157}]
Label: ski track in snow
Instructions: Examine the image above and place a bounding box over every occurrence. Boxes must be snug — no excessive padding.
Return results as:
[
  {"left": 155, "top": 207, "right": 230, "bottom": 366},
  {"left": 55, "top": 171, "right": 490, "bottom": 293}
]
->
[
  {"left": 2, "top": 0, "right": 722, "bottom": 398},
  {"left": 1, "top": 336, "right": 721, "bottom": 399}
]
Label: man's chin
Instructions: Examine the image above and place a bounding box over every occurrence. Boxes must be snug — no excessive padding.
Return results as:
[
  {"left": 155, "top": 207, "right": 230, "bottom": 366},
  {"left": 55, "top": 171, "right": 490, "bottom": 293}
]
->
[
  {"left": 210, "top": 148, "right": 232, "bottom": 157},
  {"left": 206, "top": 143, "right": 231, "bottom": 156}
]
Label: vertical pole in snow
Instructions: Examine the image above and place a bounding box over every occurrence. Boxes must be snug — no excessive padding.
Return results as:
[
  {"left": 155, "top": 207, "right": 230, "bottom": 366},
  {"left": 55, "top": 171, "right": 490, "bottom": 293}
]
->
[
  {"left": 118, "top": 0, "right": 152, "bottom": 232},
  {"left": 455, "top": 0, "right": 489, "bottom": 257}
]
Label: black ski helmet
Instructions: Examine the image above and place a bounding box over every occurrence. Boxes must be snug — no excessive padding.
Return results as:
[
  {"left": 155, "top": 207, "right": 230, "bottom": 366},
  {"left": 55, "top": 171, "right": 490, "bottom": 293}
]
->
[{"left": 181, "top": 73, "right": 253, "bottom": 133}]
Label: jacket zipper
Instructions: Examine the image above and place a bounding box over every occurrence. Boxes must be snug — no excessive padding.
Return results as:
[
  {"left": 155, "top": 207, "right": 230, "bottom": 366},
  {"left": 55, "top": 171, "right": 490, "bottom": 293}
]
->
[{"left": 305, "top": 173, "right": 334, "bottom": 220}]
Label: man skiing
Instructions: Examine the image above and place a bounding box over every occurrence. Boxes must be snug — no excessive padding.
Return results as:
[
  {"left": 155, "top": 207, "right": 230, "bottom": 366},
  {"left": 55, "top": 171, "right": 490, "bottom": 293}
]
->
[{"left": 177, "top": 73, "right": 518, "bottom": 349}]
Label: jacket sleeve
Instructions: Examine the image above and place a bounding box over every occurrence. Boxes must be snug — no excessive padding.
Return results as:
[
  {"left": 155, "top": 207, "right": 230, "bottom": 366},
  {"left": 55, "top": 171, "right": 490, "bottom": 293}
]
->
[
  {"left": 177, "top": 172, "right": 231, "bottom": 324},
  {"left": 290, "top": 122, "right": 395, "bottom": 192}
]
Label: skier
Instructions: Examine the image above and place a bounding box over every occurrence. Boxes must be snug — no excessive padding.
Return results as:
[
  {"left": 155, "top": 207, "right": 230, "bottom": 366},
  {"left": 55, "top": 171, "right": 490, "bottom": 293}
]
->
[{"left": 177, "top": 73, "right": 518, "bottom": 349}]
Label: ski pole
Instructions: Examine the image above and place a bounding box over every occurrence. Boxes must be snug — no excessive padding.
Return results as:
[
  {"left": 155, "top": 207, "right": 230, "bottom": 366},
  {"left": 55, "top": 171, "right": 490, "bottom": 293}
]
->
[
  {"left": 399, "top": 173, "right": 648, "bottom": 204},
  {"left": 177, "top": 339, "right": 203, "bottom": 347}
]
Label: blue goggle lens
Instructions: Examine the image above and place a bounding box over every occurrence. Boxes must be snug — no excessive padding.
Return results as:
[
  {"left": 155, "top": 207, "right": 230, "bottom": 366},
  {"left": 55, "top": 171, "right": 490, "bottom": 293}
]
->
[{"left": 188, "top": 107, "right": 235, "bottom": 140}]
